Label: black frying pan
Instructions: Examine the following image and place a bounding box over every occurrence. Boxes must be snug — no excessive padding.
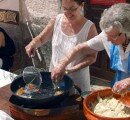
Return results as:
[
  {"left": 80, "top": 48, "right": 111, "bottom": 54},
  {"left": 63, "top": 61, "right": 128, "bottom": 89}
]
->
[{"left": 10, "top": 72, "right": 75, "bottom": 108}]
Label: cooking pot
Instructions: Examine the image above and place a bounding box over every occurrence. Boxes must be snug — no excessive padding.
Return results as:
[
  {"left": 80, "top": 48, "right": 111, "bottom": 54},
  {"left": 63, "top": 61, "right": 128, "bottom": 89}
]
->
[
  {"left": 83, "top": 88, "right": 130, "bottom": 120},
  {"left": 10, "top": 72, "right": 80, "bottom": 109}
]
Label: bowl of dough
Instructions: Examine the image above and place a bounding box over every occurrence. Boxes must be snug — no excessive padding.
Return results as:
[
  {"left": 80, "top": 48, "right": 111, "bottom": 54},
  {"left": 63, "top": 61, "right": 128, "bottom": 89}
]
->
[{"left": 83, "top": 88, "right": 130, "bottom": 120}]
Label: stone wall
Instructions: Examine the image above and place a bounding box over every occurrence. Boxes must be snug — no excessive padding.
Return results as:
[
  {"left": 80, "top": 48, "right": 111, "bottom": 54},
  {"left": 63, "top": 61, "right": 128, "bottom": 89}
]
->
[
  {"left": 19, "top": 0, "right": 59, "bottom": 72},
  {"left": 0, "top": 0, "right": 19, "bottom": 11}
]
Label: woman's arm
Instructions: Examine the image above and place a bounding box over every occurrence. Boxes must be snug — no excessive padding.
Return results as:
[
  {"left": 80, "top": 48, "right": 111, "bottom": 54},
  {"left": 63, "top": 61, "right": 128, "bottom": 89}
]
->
[
  {"left": 33, "top": 17, "right": 56, "bottom": 47},
  {"left": 51, "top": 42, "right": 97, "bottom": 80},
  {"left": 66, "top": 53, "right": 97, "bottom": 73},
  {"left": 25, "top": 17, "right": 56, "bottom": 57},
  {"left": 66, "top": 24, "right": 98, "bottom": 73}
]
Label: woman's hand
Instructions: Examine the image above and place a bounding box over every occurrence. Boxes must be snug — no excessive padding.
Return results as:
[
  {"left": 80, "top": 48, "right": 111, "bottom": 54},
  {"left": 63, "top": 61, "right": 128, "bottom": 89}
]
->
[
  {"left": 25, "top": 37, "right": 39, "bottom": 57},
  {"left": 113, "top": 78, "right": 130, "bottom": 94},
  {"left": 51, "top": 63, "right": 66, "bottom": 81}
]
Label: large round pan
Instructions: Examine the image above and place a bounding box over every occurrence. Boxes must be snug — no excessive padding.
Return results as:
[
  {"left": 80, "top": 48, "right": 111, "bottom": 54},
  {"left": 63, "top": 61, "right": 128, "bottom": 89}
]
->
[{"left": 10, "top": 72, "right": 74, "bottom": 108}]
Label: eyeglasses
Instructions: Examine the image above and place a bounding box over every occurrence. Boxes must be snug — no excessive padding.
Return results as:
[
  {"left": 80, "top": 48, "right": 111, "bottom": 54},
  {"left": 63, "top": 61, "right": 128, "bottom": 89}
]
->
[
  {"left": 106, "top": 32, "right": 123, "bottom": 41},
  {"left": 61, "top": 7, "right": 79, "bottom": 13},
  {"left": 113, "top": 33, "right": 122, "bottom": 40}
]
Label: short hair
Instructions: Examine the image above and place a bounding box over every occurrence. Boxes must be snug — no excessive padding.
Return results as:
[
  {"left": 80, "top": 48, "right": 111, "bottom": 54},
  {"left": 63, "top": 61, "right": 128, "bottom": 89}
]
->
[{"left": 99, "top": 3, "right": 130, "bottom": 37}]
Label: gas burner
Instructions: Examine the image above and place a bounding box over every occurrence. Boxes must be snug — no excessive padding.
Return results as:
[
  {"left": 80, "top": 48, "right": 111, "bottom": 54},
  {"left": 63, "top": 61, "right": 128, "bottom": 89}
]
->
[{"left": 9, "top": 94, "right": 83, "bottom": 117}]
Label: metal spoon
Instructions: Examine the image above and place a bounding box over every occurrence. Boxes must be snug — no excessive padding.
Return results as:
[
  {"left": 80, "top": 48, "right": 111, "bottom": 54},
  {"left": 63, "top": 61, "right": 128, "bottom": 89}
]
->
[{"left": 53, "top": 79, "right": 60, "bottom": 91}]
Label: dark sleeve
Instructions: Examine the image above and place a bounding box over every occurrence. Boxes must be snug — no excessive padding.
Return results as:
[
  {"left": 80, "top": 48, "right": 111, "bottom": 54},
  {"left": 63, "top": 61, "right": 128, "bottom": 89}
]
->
[{"left": 0, "top": 27, "right": 16, "bottom": 57}]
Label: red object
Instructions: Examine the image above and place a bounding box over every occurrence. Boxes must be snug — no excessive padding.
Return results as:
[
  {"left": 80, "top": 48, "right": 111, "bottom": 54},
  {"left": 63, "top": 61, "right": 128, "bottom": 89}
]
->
[
  {"left": 90, "top": 0, "right": 126, "bottom": 6},
  {"left": 83, "top": 88, "right": 130, "bottom": 120}
]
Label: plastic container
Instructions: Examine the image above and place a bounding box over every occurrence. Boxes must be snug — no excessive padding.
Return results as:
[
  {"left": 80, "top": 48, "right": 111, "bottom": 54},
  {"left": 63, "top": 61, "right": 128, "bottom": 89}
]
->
[{"left": 83, "top": 88, "right": 130, "bottom": 120}]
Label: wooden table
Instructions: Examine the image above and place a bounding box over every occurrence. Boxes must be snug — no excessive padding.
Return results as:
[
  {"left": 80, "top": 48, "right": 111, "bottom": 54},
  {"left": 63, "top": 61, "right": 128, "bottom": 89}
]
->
[
  {"left": 0, "top": 84, "right": 86, "bottom": 120},
  {"left": 0, "top": 69, "right": 17, "bottom": 88},
  {"left": 0, "top": 85, "right": 12, "bottom": 115}
]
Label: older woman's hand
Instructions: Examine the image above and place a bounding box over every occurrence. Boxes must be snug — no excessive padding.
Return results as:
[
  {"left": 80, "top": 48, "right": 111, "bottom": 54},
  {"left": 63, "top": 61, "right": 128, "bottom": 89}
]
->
[
  {"left": 113, "top": 78, "right": 130, "bottom": 95},
  {"left": 51, "top": 63, "right": 66, "bottom": 81}
]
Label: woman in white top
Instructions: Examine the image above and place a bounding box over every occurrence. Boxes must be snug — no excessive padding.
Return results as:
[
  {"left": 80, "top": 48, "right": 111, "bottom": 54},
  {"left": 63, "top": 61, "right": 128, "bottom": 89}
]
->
[
  {"left": 51, "top": 3, "right": 130, "bottom": 94},
  {"left": 25, "top": 0, "right": 98, "bottom": 92}
]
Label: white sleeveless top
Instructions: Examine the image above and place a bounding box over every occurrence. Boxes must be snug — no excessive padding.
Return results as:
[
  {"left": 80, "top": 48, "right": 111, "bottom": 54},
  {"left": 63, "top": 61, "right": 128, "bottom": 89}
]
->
[{"left": 50, "top": 14, "right": 93, "bottom": 92}]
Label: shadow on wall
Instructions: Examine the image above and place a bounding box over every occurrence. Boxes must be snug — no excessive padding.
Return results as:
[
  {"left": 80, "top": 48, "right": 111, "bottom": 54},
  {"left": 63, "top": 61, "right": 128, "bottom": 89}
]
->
[{"left": 0, "top": 22, "right": 25, "bottom": 72}]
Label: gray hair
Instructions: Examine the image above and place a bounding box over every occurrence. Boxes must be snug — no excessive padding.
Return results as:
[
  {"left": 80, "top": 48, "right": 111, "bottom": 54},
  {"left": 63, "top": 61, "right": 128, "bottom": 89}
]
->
[{"left": 99, "top": 3, "right": 130, "bottom": 37}]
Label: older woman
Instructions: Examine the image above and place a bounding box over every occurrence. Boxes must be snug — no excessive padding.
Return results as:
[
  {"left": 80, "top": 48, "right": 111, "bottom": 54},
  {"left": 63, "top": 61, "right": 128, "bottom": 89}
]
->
[
  {"left": 25, "top": 0, "right": 98, "bottom": 92},
  {"left": 51, "top": 3, "right": 130, "bottom": 94}
]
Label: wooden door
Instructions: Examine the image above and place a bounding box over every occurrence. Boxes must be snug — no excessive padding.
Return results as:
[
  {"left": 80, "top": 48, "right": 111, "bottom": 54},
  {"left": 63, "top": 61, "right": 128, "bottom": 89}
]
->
[{"left": 84, "top": 0, "right": 129, "bottom": 80}]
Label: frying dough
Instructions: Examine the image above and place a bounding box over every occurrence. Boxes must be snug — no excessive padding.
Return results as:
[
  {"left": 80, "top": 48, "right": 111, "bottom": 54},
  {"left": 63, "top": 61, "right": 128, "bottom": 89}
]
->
[{"left": 54, "top": 90, "right": 63, "bottom": 96}]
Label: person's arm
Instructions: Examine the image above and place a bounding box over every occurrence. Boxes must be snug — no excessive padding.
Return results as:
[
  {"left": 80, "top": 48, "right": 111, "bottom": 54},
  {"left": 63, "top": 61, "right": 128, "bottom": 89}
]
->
[
  {"left": 25, "top": 17, "right": 56, "bottom": 57},
  {"left": 51, "top": 42, "right": 97, "bottom": 80},
  {"left": 0, "top": 32, "right": 5, "bottom": 47},
  {"left": 66, "top": 53, "right": 97, "bottom": 73},
  {"left": 0, "top": 32, "right": 4, "bottom": 68},
  {"left": 66, "top": 24, "right": 98, "bottom": 73},
  {"left": 51, "top": 32, "right": 105, "bottom": 80},
  {"left": 113, "top": 78, "right": 130, "bottom": 94}
]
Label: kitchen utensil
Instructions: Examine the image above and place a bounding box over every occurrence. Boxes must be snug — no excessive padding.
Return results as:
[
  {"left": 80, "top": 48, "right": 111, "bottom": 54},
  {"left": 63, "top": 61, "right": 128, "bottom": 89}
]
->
[
  {"left": 23, "top": 66, "right": 42, "bottom": 92},
  {"left": 53, "top": 79, "right": 60, "bottom": 91},
  {"left": 26, "top": 19, "right": 46, "bottom": 69},
  {"left": 31, "top": 55, "right": 36, "bottom": 68},
  {"left": 52, "top": 70, "right": 68, "bottom": 91}
]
